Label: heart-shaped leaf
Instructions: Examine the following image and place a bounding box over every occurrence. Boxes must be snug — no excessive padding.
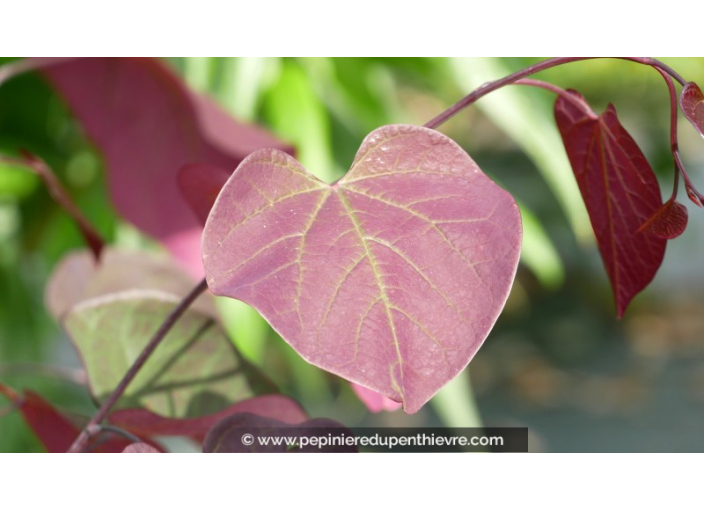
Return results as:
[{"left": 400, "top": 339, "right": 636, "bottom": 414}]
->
[
  {"left": 680, "top": 82, "right": 704, "bottom": 138},
  {"left": 63, "top": 290, "right": 276, "bottom": 418},
  {"left": 202, "top": 413, "right": 356, "bottom": 453},
  {"left": 555, "top": 91, "right": 666, "bottom": 318},
  {"left": 202, "top": 124, "right": 522, "bottom": 413},
  {"left": 639, "top": 200, "right": 688, "bottom": 240}
]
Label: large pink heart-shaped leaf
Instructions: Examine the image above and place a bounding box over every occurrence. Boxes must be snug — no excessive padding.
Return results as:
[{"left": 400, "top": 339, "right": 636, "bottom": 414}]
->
[
  {"left": 202, "top": 124, "right": 522, "bottom": 413},
  {"left": 554, "top": 91, "right": 665, "bottom": 318}
]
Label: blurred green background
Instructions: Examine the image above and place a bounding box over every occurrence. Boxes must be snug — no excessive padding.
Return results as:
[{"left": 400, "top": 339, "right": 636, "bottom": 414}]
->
[{"left": 1, "top": 57, "right": 703, "bottom": 452}]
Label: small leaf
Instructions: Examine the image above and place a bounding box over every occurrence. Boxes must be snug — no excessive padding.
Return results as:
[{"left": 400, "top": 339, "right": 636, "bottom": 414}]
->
[
  {"left": 37, "top": 57, "right": 292, "bottom": 273},
  {"left": 45, "top": 247, "right": 216, "bottom": 320},
  {"left": 63, "top": 290, "right": 276, "bottom": 418},
  {"left": 122, "top": 443, "right": 161, "bottom": 453},
  {"left": 639, "top": 200, "right": 688, "bottom": 239},
  {"left": 109, "top": 395, "right": 308, "bottom": 443},
  {"left": 350, "top": 383, "right": 402, "bottom": 413},
  {"left": 203, "top": 124, "right": 522, "bottom": 413},
  {"left": 680, "top": 82, "right": 704, "bottom": 137},
  {"left": 555, "top": 91, "right": 666, "bottom": 318},
  {"left": 202, "top": 413, "right": 356, "bottom": 453}
]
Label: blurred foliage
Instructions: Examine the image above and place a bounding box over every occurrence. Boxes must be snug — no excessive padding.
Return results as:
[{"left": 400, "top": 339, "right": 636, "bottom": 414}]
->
[{"left": 2, "top": 58, "right": 704, "bottom": 452}]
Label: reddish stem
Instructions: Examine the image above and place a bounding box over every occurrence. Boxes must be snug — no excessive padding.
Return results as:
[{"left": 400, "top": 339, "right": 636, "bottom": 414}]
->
[
  {"left": 0, "top": 152, "right": 105, "bottom": 258},
  {"left": 67, "top": 278, "right": 208, "bottom": 453},
  {"left": 513, "top": 78, "right": 597, "bottom": 117},
  {"left": 424, "top": 57, "right": 686, "bottom": 130}
]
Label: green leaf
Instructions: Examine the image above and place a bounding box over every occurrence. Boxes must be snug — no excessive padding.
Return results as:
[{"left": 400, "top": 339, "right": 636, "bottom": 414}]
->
[{"left": 63, "top": 290, "right": 276, "bottom": 418}]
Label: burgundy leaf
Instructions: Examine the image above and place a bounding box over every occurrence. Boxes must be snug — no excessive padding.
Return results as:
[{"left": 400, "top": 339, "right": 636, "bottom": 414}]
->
[
  {"left": 680, "top": 82, "right": 704, "bottom": 137},
  {"left": 639, "top": 200, "right": 688, "bottom": 240},
  {"left": 109, "top": 394, "right": 308, "bottom": 444},
  {"left": 45, "top": 247, "right": 216, "bottom": 320},
  {"left": 0, "top": 383, "right": 134, "bottom": 453},
  {"left": 202, "top": 124, "right": 522, "bottom": 413},
  {"left": 555, "top": 91, "right": 666, "bottom": 318},
  {"left": 122, "top": 443, "right": 161, "bottom": 453},
  {"left": 177, "top": 163, "right": 231, "bottom": 225},
  {"left": 202, "top": 413, "right": 356, "bottom": 453},
  {"left": 350, "top": 382, "right": 402, "bottom": 413},
  {"left": 38, "top": 57, "right": 292, "bottom": 275}
]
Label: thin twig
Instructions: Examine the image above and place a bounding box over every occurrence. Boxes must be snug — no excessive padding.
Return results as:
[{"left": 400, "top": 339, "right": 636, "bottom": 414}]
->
[
  {"left": 654, "top": 68, "right": 704, "bottom": 207},
  {"left": 94, "top": 424, "right": 143, "bottom": 444},
  {"left": 424, "top": 57, "right": 687, "bottom": 130},
  {"left": 67, "top": 278, "right": 208, "bottom": 453},
  {"left": 0, "top": 152, "right": 104, "bottom": 258}
]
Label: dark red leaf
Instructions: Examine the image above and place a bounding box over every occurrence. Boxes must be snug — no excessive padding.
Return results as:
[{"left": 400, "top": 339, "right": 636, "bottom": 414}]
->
[
  {"left": 0, "top": 384, "right": 77, "bottom": 453},
  {"left": 680, "top": 82, "right": 704, "bottom": 137},
  {"left": 109, "top": 394, "right": 308, "bottom": 443},
  {"left": 202, "top": 124, "right": 522, "bottom": 413},
  {"left": 38, "top": 58, "right": 292, "bottom": 275},
  {"left": 122, "top": 443, "right": 161, "bottom": 453},
  {"left": 0, "top": 383, "right": 135, "bottom": 453},
  {"left": 202, "top": 413, "right": 356, "bottom": 453},
  {"left": 555, "top": 91, "right": 666, "bottom": 318},
  {"left": 177, "top": 163, "right": 231, "bottom": 225},
  {"left": 639, "top": 200, "right": 688, "bottom": 239}
]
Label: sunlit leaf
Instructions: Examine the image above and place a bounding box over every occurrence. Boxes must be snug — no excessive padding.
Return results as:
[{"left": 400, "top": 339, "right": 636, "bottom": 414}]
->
[
  {"left": 555, "top": 91, "right": 665, "bottom": 318},
  {"left": 63, "top": 290, "right": 276, "bottom": 418},
  {"left": 202, "top": 413, "right": 356, "bottom": 453},
  {"left": 202, "top": 124, "right": 522, "bottom": 413}
]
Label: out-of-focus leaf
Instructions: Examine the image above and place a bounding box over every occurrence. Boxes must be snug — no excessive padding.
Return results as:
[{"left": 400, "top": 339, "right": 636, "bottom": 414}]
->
[
  {"left": 202, "top": 124, "right": 521, "bottom": 413},
  {"left": 202, "top": 413, "right": 356, "bottom": 453},
  {"left": 0, "top": 383, "right": 134, "bottom": 453},
  {"left": 45, "top": 247, "right": 215, "bottom": 320},
  {"left": 177, "top": 164, "right": 231, "bottom": 226},
  {"left": 122, "top": 442, "right": 161, "bottom": 453},
  {"left": 555, "top": 91, "right": 665, "bottom": 318},
  {"left": 109, "top": 394, "right": 308, "bottom": 444},
  {"left": 350, "top": 383, "right": 402, "bottom": 413},
  {"left": 680, "top": 82, "right": 704, "bottom": 137},
  {"left": 34, "top": 57, "right": 292, "bottom": 273},
  {"left": 639, "top": 200, "right": 688, "bottom": 239},
  {"left": 63, "top": 290, "right": 276, "bottom": 418}
]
